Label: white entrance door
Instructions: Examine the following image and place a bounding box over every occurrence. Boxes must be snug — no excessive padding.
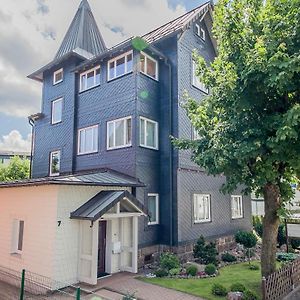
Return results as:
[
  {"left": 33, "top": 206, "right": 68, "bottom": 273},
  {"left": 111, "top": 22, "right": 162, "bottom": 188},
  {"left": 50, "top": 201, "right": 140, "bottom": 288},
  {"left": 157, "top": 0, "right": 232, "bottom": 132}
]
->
[
  {"left": 78, "top": 221, "right": 98, "bottom": 285},
  {"left": 120, "top": 216, "right": 138, "bottom": 273}
]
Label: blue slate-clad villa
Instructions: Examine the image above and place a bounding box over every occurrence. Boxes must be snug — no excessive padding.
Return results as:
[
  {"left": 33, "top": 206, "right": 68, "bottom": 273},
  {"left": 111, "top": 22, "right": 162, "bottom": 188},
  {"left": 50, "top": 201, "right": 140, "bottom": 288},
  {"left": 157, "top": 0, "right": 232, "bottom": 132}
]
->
[{"left": 0, "top": 0, "right": 252, "bottom": 286}]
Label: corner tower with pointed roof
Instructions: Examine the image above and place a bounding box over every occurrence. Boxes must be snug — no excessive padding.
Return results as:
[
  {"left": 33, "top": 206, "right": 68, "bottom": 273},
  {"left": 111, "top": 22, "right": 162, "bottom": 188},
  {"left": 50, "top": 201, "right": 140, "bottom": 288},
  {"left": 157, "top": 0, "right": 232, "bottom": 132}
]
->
[
  {"left": 55, "top": 0, "right": 106, "bottom": 60},
  {"left": 29, "top": 0, "right": 106, "bottom": 81}
]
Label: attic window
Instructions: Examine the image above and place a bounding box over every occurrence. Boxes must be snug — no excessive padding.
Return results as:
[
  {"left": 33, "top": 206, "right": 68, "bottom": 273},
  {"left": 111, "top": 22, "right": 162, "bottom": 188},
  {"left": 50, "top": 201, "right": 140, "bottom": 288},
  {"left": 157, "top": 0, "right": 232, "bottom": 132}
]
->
[
  {"left": 80, "top": 66, "right": 100, "bottom": 92},
  {"left": 53, "top": 68, "right": 63, "bottom": 85},
  {"left": 195, "top": 24, "right": 205, "bottom": 41}
]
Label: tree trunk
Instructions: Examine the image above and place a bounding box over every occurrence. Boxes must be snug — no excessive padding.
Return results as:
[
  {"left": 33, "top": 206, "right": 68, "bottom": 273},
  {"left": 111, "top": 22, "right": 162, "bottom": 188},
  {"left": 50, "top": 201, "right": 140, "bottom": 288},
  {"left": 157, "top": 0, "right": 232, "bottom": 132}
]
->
[{"left": 261, "top": 183, "right": 281, "bottom": 277}]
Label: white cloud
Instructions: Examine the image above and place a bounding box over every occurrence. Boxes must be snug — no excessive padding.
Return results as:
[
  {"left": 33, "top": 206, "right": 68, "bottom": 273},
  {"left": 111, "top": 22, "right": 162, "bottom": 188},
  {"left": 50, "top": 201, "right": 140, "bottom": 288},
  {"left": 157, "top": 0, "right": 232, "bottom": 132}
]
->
[
  {"left": 0, "top": 0, "right": 186, "bottom": 118},
  {"left": 0, "top": 130, "right": 31, "bottom": 152}
]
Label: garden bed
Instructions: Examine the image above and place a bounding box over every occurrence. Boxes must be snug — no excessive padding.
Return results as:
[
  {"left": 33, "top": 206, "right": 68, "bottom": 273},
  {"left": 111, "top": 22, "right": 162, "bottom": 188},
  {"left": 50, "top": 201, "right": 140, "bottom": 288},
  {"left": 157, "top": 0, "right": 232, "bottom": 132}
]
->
[{"left": 140, "top": 262, "right": 262, "bottom": 300}]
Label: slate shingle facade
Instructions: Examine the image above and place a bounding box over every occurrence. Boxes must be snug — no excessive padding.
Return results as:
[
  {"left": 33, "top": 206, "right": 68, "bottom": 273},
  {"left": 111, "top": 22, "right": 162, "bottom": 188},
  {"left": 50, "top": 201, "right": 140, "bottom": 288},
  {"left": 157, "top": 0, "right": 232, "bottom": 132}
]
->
[{"left": 30, "top": 0, "right": 252, "bottom": 252}]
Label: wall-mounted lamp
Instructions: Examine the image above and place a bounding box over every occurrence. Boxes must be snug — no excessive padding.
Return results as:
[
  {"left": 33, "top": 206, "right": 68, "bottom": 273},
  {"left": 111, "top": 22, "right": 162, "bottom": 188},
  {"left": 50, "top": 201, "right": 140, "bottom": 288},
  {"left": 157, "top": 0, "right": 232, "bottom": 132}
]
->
[{"left": 58, "top": 221, "right": 62, "bottom": 227}]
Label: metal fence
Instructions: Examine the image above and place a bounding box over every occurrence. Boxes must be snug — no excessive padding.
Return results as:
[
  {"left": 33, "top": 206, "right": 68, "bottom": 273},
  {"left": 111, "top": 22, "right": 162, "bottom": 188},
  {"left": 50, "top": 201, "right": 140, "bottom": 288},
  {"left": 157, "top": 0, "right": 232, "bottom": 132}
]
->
[
  {"left": 262, "top": 258, "right": 300, "bottom": 300},
  {"left": 0, "top": 265, "right": 102, "bottom": 300}
]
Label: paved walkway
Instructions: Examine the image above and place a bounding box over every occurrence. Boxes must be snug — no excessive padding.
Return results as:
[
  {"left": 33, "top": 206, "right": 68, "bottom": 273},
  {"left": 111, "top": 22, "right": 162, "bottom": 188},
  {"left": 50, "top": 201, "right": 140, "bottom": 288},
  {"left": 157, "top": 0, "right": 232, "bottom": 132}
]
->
[{"left": 81, "top": 272, "right": 204, "bottom": 300}]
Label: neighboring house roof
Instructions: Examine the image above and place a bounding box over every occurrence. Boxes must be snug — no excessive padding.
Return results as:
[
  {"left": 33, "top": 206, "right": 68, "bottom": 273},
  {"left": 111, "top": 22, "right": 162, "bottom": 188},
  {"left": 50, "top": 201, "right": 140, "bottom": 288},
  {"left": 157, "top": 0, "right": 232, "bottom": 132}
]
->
[
  {"left": 28, "top": 0, "right": 215, "bottom": 82},
  {"left": 0, "top": 151, "right": 31, "bottom": 157},
  {"left": 55, "top": 0, "right": 106, "bottom": 60},
  {"left": 0, "top": 169, "right": 145, "bottom": 189},
  {"left": 70, "top": 190, "right": 147, "bottom": 221}
]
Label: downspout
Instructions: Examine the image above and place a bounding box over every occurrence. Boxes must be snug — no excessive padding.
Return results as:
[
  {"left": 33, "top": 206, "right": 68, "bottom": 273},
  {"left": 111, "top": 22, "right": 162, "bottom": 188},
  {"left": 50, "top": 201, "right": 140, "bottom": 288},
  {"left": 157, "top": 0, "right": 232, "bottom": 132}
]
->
[
  {"left": 28, "top": 117, "right": 34, "bottom": 179},
  {"left": 165, "top": 59, "right": 173, "bottom": 247}
]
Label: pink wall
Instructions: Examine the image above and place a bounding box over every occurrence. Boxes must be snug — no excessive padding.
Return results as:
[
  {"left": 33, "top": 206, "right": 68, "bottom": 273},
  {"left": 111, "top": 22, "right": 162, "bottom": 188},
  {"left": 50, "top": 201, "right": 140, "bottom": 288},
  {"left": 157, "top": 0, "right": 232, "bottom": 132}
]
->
[{"left": 0, "top": 185, "right": 58, "bottom": 279}]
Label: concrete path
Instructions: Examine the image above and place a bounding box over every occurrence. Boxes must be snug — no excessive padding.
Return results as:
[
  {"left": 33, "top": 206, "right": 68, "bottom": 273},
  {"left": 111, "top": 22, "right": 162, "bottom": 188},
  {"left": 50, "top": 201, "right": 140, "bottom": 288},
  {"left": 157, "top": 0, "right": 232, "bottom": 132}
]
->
[{"left": 82, "top": 272, "right": 204, "bottom": 300}]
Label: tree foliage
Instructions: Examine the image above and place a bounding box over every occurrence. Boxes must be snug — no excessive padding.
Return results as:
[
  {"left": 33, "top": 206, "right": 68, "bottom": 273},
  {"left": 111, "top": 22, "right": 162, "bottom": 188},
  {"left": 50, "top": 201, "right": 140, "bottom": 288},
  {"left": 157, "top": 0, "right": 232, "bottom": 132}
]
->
[
  {"left": 174, "top": 0, "right": 300, "bottom": 199},
  {"left": 0, "top": 156, "right": 30, "bottom": 182},
  {"left": 173, "top": 0, "right": 300, "bottom": 276}
]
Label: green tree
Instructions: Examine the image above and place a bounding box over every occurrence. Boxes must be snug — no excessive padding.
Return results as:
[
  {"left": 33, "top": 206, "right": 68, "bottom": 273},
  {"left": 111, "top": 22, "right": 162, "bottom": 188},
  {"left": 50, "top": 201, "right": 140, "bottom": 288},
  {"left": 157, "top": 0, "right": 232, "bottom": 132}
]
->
[
  {"left": 173, "top": 0, "right": 300, "bottom": 277},
  {"left": 0, "top": 156, "right": 30, "bottom": 182}
]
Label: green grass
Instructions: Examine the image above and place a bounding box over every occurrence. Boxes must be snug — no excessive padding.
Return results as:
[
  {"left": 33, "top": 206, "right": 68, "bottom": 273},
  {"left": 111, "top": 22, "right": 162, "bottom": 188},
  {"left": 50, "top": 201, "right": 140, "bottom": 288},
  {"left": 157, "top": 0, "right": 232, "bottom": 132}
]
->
[{"left": 139, "top": 262, "right": 263, "bottom": 300}]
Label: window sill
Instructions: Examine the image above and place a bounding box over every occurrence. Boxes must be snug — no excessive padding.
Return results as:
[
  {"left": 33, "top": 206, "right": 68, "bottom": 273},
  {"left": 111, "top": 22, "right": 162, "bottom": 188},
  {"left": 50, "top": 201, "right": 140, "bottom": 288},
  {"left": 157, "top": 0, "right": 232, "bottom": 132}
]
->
[
  {"left": 139, "top": 145, "right": 159, "bottom": 151},
  {"left": 192, "top": 84, "right": 209, "bottom": 94},
  {"left": 140, "top": 72, "right": 159, "bottom": 82},
  {"left": 194, "top": 220, "right": 211, "bottom": 224},
  {"left": 49, "top": 173, "right": 60, "bottom": 177},
  {"left": 148, "top": 222, "right": 159, "bottom": 226},
  {"left": 107, "top": 71, "right": 133, "bottom": 83},
  {"left": 53, "top": 80, "right": 63, "bottom": 86},
  {"left": 51, "top": 121, "right": 62, "bottom": 126},
  {"left": 232, "top": 216, "right": 244, "bottom": 220},
  {"left": 79, "top": 84, "right": 100, "bottom": 94},
  {"left": 194, "top": 33, "right": 206, "bottom": 42},
  {"left": 77, "top": 151, "right": 98, "bottom": 156},
  {"left": 107, "top": 145, "right": 132, "bottom": 151}
]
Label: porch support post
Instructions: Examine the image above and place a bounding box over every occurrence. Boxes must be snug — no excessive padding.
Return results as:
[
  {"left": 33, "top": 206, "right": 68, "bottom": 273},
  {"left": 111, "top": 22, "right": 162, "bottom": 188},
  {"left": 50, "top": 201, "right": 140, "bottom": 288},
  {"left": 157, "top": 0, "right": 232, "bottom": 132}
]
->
[{"left": 132, "top": 216, "right": 138, "bottom": 273}]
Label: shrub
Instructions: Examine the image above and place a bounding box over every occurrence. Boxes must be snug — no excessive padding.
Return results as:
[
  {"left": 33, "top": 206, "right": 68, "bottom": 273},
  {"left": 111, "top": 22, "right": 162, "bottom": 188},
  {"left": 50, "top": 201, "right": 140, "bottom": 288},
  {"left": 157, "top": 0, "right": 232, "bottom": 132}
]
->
[
  {"left": 159, "top": 252, "right": 180, "bottom": 271},
  {"left": 123, "top": 292, "right": 136, "bottom": 300},
  {"left": 242, "top": 289, "right": 258, "bottom": 300},
  {"left": 154, "top": 268, "right": 168, "bottom": 278},
  {"left": 252, "top": 216, "right": 263, "bottom": 238},
  {"left": 276, "top": 252, "right": 298, "bottom": 262},
  {"left": 291, "top": 238, "right": 300, "bottom": 249},
  {"left": 230, "top": 282, "right": 246, "bottom": 292},
  {"left": 205, "top": 264, "right": 217, "bottom": 275},
  {"left": 193, "top": 236, "right": 218, "bottom": 265},
  {"left": 186, "top": 265, "right": 198, "bottom": 276},
  {"left": 249, "top": 264, "right": 259, "bottom": 270},
  {"left": 169, "top": 268, "right": 180, "bottom": 276},
  {"left": 277, "top": 224, "right": 286, "bottom": 247},
  {"left": 211, "top": 283, "right": 227, "bottom": 296},
  {"left": 221, "top": 252, "right": 237, "bottom": 263},
  {"left": 235, "top": 231, "right": 257, "bottom": 249}
]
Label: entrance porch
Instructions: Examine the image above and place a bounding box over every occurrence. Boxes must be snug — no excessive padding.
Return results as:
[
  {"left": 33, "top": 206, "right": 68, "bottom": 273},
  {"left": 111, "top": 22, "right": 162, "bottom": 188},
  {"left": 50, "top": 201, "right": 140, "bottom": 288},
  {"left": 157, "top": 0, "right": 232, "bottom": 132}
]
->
[{"left": 70, "top": 190, "right": 146, "bottom": 285}]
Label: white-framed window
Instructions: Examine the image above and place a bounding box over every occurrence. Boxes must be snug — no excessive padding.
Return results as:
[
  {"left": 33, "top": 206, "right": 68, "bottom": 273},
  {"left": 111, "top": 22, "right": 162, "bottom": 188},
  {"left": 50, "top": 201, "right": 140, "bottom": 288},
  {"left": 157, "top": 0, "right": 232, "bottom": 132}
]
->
[
  {"left": 50, "top": 150, "right": 60, "bottom": 176},
  {"left": 78, "top": 125, "right": 99, "bottom": 155},
  {"left": 51, "top": 98, "right": 63, "bottom": 124},
  {"left": 195, "top": 23, "right": 205, "bottom": 40},
  {"left": 192, "top": 126, "right": 201, "bottom": 140},
  {"left": 107, "top": 116, "right": 132, "bottom": 150},
  {"left": 80, "top": 66, "right": 100, "bottom": 92},
  {"left": 231, "top": 195, "right": 243, "bottom": 219},
  {"left": 53, "top": 68, "right": 63, "bottom": 85},
  {"left": 194, "top": 194, "right": 211, "bottom": 223},
  {"left": 108, "top": 51, "right": 133, "bottom": 81},
  {"left": 140, "top": 52, "right": 158, "bottom": 80},
  {"left": 192, "top": 60, "right": 208, "bottom": 93},
  {"left": 148, "top": 194, "right": 159, "bottom": 225},
  {"left": 140, "top": 117, "right": 158, "bottom": 150},
  {"left": 11, "top": 219, "right": 25, "bottom": 254}
]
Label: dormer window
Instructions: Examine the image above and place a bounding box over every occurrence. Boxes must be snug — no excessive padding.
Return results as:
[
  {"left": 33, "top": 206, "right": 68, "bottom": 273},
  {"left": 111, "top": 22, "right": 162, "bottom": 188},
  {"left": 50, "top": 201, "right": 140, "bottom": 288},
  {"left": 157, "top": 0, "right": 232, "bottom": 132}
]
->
[
  {"left": 53, "top": 68, "right": 63, "bottom": 85},
  {"left": 80, "top": 66, "right": 100, "bottom": 92},
  {"left": 140, "top": 52, "right": 158, "bottom": 81},
  {"left": 108, "top": 51, "right": 133, "bottom": 81},
  {"left": 195, "top": 23, "right": 205, "bottom": 41}
]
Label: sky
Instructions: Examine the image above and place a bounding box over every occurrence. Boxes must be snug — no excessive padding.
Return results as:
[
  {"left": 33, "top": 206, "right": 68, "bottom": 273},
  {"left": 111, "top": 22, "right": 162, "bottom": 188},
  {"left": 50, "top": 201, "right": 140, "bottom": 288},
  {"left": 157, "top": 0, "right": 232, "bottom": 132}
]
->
[{"left": 0, "top": 0, "right": 206, "bottom": 152}]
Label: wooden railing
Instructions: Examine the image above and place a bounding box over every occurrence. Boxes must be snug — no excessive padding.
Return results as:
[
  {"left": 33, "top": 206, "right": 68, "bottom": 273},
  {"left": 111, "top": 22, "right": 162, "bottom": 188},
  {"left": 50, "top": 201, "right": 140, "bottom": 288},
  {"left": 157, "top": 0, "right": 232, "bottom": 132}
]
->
[{"left": 262, "top": 258, "right": 300, "bottom": 300}]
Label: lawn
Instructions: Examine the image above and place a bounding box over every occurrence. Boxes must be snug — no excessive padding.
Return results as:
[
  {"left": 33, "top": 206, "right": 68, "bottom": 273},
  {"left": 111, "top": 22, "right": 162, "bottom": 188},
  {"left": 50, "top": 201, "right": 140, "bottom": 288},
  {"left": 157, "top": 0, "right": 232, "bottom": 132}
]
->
[{"left": 139, "top": 262, "right": 262, "bottom": 300}]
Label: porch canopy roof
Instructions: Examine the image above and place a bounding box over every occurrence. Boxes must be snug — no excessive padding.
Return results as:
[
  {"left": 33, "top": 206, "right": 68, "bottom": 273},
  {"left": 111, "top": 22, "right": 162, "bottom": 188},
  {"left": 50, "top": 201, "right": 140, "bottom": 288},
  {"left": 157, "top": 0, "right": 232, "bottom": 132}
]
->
[{"left": 70, "top": 190, "right": 147, "bottom": 221}]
